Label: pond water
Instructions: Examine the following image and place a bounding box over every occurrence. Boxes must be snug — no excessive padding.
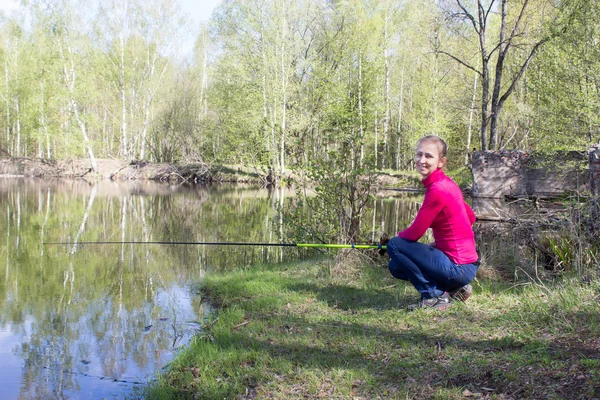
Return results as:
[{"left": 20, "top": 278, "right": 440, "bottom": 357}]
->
[
  {"left": 0, "top": 178, "right": 514, "bottom": 399},
  {"left": 0, "top": 179, "right": 426, "bottom": 399}
]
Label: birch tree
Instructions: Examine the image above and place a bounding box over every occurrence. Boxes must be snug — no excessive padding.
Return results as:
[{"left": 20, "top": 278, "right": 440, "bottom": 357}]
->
[
  {"left": 133, "top": 0, "right": 183, "bottom": 160},
  {"left": 33, "top": 0, "right": 99, "bottom": 171},
  {"left": 210, "top": 0, "right": 308, "bottom": 169},
  {"left": 527, "top": 0, "right": 600, "bottom": 149},
  {"left": 96, "top": 0, "right": 132, "bottom": 159},
  {"left": 95, "top": 0, "right": 180, "bottom": 160},
  {"left": 443, "top": 0, "right": 559, "bottom": 150},
  {"left": 0, "top": 18, "right": 22, "bottom": 156}
]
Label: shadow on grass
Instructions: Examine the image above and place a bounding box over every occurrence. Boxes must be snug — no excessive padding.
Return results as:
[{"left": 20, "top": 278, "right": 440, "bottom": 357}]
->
[
  {"left": 283, "top": 281, "right": 414, "bottom": 310},
  {"left": 200, "top": 309, "right": 599, "bottom": 399},
  {"left": 179, "top": 265, "right": 600, "bottom": 399}
]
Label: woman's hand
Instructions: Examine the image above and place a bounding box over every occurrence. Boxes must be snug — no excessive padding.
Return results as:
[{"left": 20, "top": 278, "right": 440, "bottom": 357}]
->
[{"left": 378, "top": 233, "right": 389, "bottom": 256}]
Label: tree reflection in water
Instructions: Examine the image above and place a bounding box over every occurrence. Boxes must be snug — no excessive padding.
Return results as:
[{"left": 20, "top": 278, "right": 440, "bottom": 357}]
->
[{"left": 0, "top": 178, "right": 422, "bottom": 399}]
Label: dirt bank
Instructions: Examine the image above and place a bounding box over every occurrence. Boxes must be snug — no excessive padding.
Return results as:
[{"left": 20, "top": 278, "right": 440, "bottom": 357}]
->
[
  {"left": 0, "top": 157, "right": 267, "bottom": 183},
  {"left": 0, "top": 157, "right": 413, "bottom": 191}
]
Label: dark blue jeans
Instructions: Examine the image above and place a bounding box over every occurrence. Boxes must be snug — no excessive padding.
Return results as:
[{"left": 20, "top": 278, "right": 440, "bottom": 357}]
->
[{"left": 387, "top": 237, "right": 478, "bottom": 299}]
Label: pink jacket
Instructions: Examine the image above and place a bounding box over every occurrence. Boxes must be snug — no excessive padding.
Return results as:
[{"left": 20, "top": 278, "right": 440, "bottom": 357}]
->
[{"left": 398, "top": 168, "right": 478, "bottom": 264}]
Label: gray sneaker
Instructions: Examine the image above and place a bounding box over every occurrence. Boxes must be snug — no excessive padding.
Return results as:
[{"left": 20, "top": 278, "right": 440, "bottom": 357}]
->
[
  {"left": 449, "top": 284, "right": 472, "bottom": 302},
  {"left": 407, "top": 292, "right": 452, "bottom": 311}
]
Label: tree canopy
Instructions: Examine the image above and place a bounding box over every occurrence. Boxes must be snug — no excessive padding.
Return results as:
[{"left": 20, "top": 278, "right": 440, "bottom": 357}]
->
[{"left": 0, "top": 0, "right": 596, "bottom": 170}]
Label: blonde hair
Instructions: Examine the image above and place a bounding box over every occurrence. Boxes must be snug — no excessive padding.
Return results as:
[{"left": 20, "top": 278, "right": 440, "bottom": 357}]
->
[{"left": 417, "top": 135, "right": 447, "bottom": 158}]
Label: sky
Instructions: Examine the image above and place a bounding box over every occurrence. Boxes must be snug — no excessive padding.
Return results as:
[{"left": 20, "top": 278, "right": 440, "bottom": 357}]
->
[
  {"left": 179, "top": 0, "right": 222, "bottom": 26},
  {"left": 178, "top": 0, "right": 223, "bottom": 56},
  {"left": 0, "top": 0, "right": 17, "bottom": 14},
  {"left": 0, "top": 0, "right": 222, "bottom": 57},
  {"left": 0, "top": 0, "right": 222, "bottom": 25}
]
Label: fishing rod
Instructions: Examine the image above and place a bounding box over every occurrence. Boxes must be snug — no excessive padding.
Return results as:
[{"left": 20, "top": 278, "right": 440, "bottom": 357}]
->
[{"left": 43, "top": 241, "right": 386, "bottom": 250}]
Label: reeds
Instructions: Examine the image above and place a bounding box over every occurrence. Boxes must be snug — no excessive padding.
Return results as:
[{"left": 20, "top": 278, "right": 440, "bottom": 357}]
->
[{"left": 477, "top": 194, "right": 600, "bottom": 282}]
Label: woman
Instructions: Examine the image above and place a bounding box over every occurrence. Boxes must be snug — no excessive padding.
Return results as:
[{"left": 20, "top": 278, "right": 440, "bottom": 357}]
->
[{"left": 386, "top": 135, "right": 479, "bottom": 310}]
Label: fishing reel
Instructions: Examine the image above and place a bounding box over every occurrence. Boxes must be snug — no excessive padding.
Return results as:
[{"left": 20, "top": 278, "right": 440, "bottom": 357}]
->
[{"left": 378, "top": 233, "right": 389, "bottom": 256}]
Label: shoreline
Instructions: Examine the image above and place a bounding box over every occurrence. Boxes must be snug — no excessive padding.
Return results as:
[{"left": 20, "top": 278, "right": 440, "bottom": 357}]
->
[
  {"left": 0, "top": 157, "right": 265, "bottom": 184},
  {"left": 143, "top": 256, "right": 600, "bottom": 399},
  {"left": 0, "top": 156, "right": 416, "bottom": 189}
]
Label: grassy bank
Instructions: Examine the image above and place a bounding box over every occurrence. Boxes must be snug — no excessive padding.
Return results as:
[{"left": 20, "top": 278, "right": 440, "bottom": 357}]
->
[{"left": 144, "top": 255, "right": 600, "bottom": 399}]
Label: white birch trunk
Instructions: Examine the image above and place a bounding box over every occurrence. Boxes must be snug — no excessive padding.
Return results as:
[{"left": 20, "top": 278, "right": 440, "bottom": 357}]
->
[
  {"left": 261, "top": 23, "right": 269, "bottom": 157},
  {"left": 58, "top": 34, "right": 98, "bottom": 173},
  {"left": 466, "top": 69, "right": 479, "bottom": 166},
  {"left": 374, "top": 110, "right": 378, "bottom": 167},
  {"left": 280, "top": 0, "right": 286, "bottom": 175},
  {"left": 272, "top": 102, "right": 277, "bottom": 170},
  {"left": 6, "top": 204, "right": 10, "bottom": 281},
  {"left": 4, "top": 48, "right": 10, "bottom": 155},
  {"left": 40, "top": 189, "right": 51, "bottom": 256},
  {"left": 16, "top": 190, "right": 20, "bottom": 251},
  {"left": 140, "top": 197, "right": 150, "bottom": 262},
  {"left": 358, "top": 52, "right": 364, "bottom": 167},
  {"left": 199, "top": 27, "right": 209, "bottom": 119},
  {"left": 70, "top": 185, "right": 97, "bottom": 256},
  {"left": 383, "top": 16, "right": 391, "bottom": 169},
  {"left": 40, "top": 83, "right": 51, "bottom": 158},
  {"left": 70, "top": 98, "right": 98, "bottom": 172},
  {"left": 120, "top": 195, "right": 127, "bottom": 263},
  {"left": 263, "top": 73, "right": 269, "bottom": 154},
  {"left": 140, "top": 50, "right": 168, "bottom": 160},
  {"left": 278, "top": 185, "right": 284, "bottom": 263},
  {"left": 13, "top": 41, "right": 19, "bottom": 157},
  {"left": 15, "top": 95, "right": 20, "bottom": 157},
  {"left": 120, "top": 32, "right": 128, "bottom": 159},
  {"left": 102, "top": 108, "right": 108, "bottom": 154},
  {"left": 396, "top": 65, "right": 405, "bottom": 169},
  {"left": 140, "top": 101, "right": 150, "bottom": 160}
]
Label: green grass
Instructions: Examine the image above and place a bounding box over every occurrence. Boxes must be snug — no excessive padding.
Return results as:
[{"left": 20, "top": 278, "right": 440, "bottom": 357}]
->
[{"left": 144, "top": 258, "right": 600, "bottom": 399}]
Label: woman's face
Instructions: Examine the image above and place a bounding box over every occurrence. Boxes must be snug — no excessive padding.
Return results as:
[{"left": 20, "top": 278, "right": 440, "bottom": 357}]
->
[{"left": 415, "top": 141, "right": 447, "bottom": 179}]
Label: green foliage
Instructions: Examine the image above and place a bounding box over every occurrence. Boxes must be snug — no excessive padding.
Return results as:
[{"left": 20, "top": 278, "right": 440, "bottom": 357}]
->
[
  {"left": 146, "top": 258, "right": 600, "bottom": 399},
  {"left": 284, "top": 140, "right": 379, "bottom": 245},
  {"left": 446, "top": 166, "right": 473, "bottom": 190},
  {"left": 525, "top": 0, "right": 600, "bottom": 151},
  {"left": 558, "top": 198, "right": 600, "bottom": 274},
  {"left": 500, "top": 195, "right": 600, "bottom": 276},
  {"left": 0, "top": 0, "right": 597, "bottom": 164}
]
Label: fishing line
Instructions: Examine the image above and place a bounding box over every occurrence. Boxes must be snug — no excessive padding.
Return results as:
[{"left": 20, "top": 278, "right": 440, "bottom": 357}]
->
[{"left": 43, "top": 241, "right": 387, "bottom": 250}]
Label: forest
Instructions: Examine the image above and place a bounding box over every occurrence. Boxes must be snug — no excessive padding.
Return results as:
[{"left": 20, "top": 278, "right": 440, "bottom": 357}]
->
[
  {"left": 0, "top": 0, "right": 598, "bottom": 174},
  {"left": 2, "top": 3, "right": 600, "bottom": 397}
]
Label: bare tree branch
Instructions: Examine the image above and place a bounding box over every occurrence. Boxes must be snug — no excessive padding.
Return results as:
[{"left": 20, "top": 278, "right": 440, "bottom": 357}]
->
[
  {"left": 497, "top": 36, "right": 551, "bottom": 109},
  {"left": 438, "top": 50, "right": 482, "bottom": 76},
  {"left": 503, "top": 0, "right": 530, "bottom": 58},
  {"left": 455, "top": 0, "right": 480, "bottom": 35},
  {"left": 483, "top": 0, "right": 496, "bottom": 22}
]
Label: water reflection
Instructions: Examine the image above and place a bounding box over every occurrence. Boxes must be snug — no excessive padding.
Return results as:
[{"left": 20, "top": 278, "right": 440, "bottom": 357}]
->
[
  {"left": 0, "top": 179, "right": 300, "bottom": 399},
  {"left": 0, "top": 178, "right": 428, "bottom": 399}
]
